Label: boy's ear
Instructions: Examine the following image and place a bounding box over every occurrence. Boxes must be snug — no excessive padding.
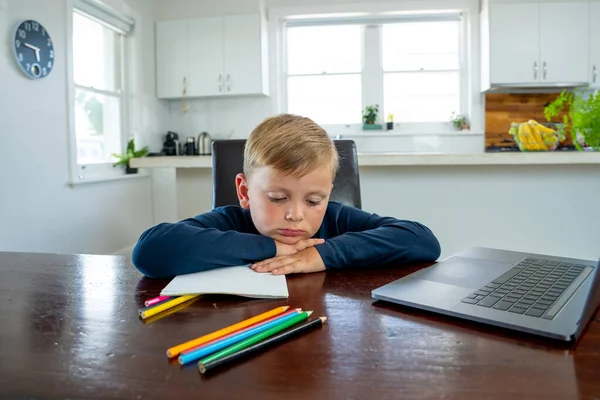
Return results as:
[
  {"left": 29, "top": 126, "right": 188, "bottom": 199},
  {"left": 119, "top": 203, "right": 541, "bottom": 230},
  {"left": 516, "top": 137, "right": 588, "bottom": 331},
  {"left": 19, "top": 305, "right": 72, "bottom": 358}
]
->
[{"left": 235, "top": 173, "right": 250, "bottom": 209}]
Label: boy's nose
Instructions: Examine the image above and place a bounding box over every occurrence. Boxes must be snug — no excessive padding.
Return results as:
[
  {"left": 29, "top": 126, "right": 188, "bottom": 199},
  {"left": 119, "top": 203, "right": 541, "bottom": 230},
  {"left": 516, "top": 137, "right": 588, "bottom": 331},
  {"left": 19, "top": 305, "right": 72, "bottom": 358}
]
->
[{"left": 285, "top": 204, "right": 304, "bottom": 222}]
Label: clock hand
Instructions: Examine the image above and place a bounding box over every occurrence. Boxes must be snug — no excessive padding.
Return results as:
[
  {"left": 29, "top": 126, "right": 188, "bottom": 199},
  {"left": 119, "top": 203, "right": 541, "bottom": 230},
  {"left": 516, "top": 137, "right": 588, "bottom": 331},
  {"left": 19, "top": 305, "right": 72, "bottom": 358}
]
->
[{"left": 23, "top": 43, "right": 41, "bottom": 61}]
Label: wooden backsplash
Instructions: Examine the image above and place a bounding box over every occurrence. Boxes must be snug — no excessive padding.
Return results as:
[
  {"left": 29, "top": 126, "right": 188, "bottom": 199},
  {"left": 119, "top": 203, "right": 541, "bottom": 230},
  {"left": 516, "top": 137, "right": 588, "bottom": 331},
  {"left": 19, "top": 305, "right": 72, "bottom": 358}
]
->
[{"left": 485, "top": 93, "right": 564, "bottom": 148}]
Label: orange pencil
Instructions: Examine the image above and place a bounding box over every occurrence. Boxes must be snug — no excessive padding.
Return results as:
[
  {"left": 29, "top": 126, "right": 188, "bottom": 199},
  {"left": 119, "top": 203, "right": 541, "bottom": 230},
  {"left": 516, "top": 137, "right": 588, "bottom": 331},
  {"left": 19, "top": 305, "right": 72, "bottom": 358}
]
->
[{"left": 166, "top": 305, "right": 290, "bottom": 358}]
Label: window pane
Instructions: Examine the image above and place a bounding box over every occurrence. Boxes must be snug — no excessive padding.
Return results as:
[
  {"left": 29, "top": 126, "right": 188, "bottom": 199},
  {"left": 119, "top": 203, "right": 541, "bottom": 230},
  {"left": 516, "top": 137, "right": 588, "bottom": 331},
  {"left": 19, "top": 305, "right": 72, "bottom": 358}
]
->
[
  {"left": 74, "top": 88, "right": 121, "bottom": 164},
  {"left": 383, "top": 21, "right": 459, "bottom": 71},
  {"left": 384, "top": 72, "right": 459, "bottom": 122},
  {"left": 73, "top": 12, "right": 121, "bottom": 91},
  {"left": 288, "top": 75, "right": 361, "bottom": 124},
  {"left": 287, "top": 25, "right": 361, "bottom": 74}
]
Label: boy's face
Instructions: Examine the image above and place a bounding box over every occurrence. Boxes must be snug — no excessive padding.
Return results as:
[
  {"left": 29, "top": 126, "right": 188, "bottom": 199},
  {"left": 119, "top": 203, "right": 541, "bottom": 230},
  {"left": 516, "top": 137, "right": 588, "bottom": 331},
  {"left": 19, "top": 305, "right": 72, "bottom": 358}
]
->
[{"left": 236, "top": 163, "right": 333, "bottom": 244}]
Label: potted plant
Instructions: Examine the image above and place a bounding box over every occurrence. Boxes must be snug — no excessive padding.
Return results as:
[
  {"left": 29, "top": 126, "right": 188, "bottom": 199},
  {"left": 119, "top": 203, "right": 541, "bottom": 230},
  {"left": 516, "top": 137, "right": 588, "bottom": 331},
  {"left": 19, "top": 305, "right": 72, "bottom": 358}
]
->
[
  {"left": 362, "top": 104, "right": 383, "bottom": 130},
  {"left": 450, "top": 112, "right": 470, "bottom": 130},
  {"left": 544, "top": 89, "right": 600, "bottom": 151},
  {"left": 387, "top": 113, "right": 394, "bottom": 130},
  {"left": 112, "top": 139, "right": 149, "bottom": 174}
]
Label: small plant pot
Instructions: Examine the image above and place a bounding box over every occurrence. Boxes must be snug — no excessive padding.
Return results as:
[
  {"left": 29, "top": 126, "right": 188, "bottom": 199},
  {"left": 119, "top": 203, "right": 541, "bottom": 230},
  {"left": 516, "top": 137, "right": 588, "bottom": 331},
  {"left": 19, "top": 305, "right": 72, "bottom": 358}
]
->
[
  {"left": 363, "top": 123, "right": 383, "bottom": 130},
  {"left": 126, "top": 164, "right": 138, "bottom": 174},
  {"left": 386, "top": 122, "right": 394, "bottom": 130},
  {"left": 461, "top": 122, "right": 470, "bottom": 130}
]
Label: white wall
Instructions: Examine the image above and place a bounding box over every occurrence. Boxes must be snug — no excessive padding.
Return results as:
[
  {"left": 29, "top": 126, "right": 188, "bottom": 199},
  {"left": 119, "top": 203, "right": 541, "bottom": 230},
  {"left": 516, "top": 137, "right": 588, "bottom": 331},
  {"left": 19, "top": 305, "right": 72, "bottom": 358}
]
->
[{"left": 0, "top": 0, "right": 166, "bottom": 255}]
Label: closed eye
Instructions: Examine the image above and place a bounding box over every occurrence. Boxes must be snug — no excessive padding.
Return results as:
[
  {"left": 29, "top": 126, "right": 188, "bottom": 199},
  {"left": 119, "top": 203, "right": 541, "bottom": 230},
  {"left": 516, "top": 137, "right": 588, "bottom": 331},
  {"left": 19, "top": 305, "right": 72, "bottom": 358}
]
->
[
  {"left": 306, "top": 199, "right": 322, "bottom": 206},
  {"left": 268, "top": 196, "right": 286, "bottom": 203}
]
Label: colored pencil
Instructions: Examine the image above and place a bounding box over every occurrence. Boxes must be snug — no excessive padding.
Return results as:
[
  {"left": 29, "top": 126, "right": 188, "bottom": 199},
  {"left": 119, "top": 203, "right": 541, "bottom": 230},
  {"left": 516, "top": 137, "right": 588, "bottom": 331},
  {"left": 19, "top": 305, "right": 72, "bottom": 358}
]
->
[
  {"left": 181, "top": 308, "right": 302, "bottom": 355},
  {"left": 145, "top": 295, "right": 171, "bottom": 307},
  {"left": 139, "top": 295, "right": 199, "bottom": 319},
  {"left": 178, "top": 311, "right": 311, "bottom": 365},
  {"left": 198, "top": 316, "right": 326, "bottom": 374},
  {"left": 138, "top": 298, "right": 177, "bottom": 315},
  {"left": 142, "top": 297, "right": 199, "bottom": 325},
  {"left": 166, "top": 305, "right": 290, "bottom": 358}
]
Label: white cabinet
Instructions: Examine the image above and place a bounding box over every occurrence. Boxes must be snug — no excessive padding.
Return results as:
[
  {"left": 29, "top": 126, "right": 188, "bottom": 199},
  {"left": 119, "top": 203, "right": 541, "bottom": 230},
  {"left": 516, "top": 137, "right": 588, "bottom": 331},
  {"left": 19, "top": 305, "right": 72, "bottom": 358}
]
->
[
  {"left": 484, "top": 1, "right": 590, "bottom": 88},
  {"left": 156, "top": 20, "right": 188, "bottom": 99},
  {"left": 188, "top": 17, "right": 224, "bottom": 97},
  {"left": 539, "top": 2, "right": 589, "bottom": 84},
  {"left": 591, "top": 1, "right": 600, "bottom": 88},
  {"left": 155, "top": 14, "right": 269, "bottom": 99}
]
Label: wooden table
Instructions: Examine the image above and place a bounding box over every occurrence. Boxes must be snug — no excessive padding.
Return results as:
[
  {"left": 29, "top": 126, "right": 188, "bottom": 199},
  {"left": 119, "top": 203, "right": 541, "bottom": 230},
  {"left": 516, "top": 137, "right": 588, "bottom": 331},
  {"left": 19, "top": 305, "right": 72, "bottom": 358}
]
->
[{"left": 1, "top": 252, "right": 599, "bottom": 399}]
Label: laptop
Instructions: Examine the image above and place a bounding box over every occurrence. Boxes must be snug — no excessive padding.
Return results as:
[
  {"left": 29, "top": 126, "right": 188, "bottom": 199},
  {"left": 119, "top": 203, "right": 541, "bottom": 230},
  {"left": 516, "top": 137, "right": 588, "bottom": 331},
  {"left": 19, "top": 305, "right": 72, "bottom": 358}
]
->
[{"left": 371, "top": 247, "right": 600, "bottom": 341}]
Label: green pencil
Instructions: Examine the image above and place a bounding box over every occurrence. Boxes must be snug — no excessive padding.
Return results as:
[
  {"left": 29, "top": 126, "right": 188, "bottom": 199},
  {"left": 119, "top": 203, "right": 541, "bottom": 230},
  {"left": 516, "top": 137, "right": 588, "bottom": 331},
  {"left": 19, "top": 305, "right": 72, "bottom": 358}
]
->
[
  {"left": 198, "top": 317, "right": 327, "bottom": 374},
  {"left": 197, "top": 311, "right": 314, "bottom": 373}
]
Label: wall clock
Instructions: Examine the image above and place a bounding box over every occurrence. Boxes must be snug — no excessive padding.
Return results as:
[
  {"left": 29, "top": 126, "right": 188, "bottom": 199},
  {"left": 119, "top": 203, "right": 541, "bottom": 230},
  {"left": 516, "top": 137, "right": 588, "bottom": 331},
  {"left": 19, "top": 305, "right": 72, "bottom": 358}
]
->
[{"left": 13, "top": 20, "right": 55, "bottom": 79}]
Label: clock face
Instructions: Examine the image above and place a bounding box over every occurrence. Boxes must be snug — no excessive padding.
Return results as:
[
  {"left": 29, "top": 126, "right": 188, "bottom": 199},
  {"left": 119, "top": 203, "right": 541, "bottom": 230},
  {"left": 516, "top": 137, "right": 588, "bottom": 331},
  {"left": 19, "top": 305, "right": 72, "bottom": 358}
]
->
[{"left": 13, "top": 20, "right": 55, "bottom": 79}]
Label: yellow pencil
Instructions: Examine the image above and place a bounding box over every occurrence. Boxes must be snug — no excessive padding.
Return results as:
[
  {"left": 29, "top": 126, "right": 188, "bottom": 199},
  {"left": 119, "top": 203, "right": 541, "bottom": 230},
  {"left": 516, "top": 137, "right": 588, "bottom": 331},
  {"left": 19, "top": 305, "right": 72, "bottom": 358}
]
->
[
  {"left": 139, "top": 295, "right": 199, "bottom": 319},
  {"left": 166, "top": 305, "right": 290, "bottom": 358},
  {"left": 142, "top": 297, "right": 199, "bottom": 325}
]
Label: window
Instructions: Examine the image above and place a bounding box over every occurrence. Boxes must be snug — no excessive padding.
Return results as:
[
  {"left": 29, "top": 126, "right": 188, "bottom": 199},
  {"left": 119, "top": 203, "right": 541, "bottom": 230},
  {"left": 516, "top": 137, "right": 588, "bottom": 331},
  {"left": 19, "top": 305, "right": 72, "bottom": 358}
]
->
[
  {"left": 284, "top": 16, "right": 462, "bottom": 129},
  {"left": 286, "top": 25, "right": 362, "bottom": 124},
  {"left": 68, "top": 0, "right": 134, "bottom": 182},
  {"left": 382, "top": 21, "right": 460, "bottom": 123},
  {"left": 73, "top": 11, "right": 123, "bottom": 165}
]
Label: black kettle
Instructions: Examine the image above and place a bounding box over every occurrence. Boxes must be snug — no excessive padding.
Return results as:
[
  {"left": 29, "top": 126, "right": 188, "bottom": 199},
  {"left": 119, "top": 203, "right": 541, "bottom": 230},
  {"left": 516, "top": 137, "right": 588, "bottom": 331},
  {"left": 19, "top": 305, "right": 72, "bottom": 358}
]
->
[{"left": 197, "top": 132, "right": 212, "bottom": 155}]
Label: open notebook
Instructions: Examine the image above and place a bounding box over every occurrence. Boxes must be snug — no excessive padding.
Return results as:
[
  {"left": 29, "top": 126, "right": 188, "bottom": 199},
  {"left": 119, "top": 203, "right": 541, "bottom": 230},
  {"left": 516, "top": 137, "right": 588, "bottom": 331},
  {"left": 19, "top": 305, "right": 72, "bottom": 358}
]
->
[{"left": 160, "top": 265, "right": 289, "bottom": 299}]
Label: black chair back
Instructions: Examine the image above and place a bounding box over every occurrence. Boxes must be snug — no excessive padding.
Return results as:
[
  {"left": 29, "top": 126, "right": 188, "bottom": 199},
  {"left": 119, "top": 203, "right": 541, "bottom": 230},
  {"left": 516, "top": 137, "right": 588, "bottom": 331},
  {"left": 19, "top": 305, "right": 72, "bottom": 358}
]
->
[{"left": 211, "top": 139, "right": 361, "bottom": 209}]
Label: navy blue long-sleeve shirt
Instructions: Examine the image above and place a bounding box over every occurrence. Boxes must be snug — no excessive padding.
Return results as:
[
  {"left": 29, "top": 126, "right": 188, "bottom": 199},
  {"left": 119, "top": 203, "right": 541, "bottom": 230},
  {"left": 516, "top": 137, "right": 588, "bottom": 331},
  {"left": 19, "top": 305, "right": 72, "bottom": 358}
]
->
[{"left": 132, "top": 201, "right": 441, "bottom": 279}]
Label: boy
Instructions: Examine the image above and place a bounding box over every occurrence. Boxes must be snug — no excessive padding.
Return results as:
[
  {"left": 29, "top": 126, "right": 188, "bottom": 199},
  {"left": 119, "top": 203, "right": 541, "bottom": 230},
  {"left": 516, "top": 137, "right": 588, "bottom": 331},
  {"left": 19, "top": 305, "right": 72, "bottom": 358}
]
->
[{"left": 132, "top": 114, "right": 440, "bottom": 279}]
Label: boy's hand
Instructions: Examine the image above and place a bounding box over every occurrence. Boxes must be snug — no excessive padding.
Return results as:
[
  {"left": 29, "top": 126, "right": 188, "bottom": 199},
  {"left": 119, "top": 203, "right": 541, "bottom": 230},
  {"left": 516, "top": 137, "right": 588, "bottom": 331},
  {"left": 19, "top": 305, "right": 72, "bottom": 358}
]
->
[
  {"left": 275, "top": 238, "right": 325, "bottom": 257},
  {"left": 251, "top": 247, "right": 326, "bottom": 275}
]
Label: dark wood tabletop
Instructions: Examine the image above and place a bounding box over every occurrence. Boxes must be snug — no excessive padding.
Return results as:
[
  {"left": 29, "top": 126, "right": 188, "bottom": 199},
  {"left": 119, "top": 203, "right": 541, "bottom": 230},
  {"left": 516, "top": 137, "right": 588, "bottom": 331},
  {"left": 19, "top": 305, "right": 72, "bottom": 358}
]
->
[{"left": 0, "top": 251, "right": 599, "bottom": 400}]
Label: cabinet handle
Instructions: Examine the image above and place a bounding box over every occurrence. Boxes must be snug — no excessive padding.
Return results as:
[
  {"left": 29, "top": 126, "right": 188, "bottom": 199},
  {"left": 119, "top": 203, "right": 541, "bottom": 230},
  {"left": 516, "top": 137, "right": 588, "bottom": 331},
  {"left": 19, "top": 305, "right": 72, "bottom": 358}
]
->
[
  {"left": 226, "top": 74, "right": 230, "bottom": 92},
  {"left": 218, "top": 74, "right": 222, "bottom": 92},
  {"left": 594, "top": 65, "right": 597, "bottom": 83},
  {"left": 533, "top": 62, "right": 538, "bottom": 80},
  {"left": 543, "top": 61, "right": 547, "bottom": 80},
  {"left": 182, "top": 77, "right": 187, "bottom": 96}
]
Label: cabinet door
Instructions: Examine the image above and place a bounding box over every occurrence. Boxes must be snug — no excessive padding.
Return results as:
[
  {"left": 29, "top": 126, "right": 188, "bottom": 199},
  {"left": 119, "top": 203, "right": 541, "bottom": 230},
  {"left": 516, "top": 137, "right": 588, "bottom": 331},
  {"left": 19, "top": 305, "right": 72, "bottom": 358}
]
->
[
  {"left": 188, "top": 17, "right": 224, "bottom": 97},
  {"left": 156, "top": 20, "right": 188, "bottom": 99},
  {"left": 591, "top": 1, "right": 600, "bottom": 88},
  {"left": 489, "top": 2, "right": 540, "bottom": 84},
  {"left": 540, "top": 1, "right": 589, "bottom": 84},
  {"left": 223, "top": 14, "right": 266, "bottom": 95}
]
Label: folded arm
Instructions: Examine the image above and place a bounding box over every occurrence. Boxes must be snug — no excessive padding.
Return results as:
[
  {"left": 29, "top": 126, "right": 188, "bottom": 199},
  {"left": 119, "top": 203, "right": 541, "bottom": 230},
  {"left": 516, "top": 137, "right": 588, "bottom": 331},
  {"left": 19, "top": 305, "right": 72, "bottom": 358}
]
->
[
  {"left": 132, "top": 209, "right": 276, "bottom": 279},
  {"left": 315, "top": 205, "right": 441, "bottom": 269}
]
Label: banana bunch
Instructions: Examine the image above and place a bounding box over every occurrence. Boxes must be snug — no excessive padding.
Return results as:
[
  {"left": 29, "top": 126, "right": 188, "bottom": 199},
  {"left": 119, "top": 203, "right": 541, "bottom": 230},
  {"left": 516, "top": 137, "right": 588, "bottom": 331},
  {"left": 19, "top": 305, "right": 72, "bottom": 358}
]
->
[{"left": 508, "top": 120, "right": 560, "bottom": 151}]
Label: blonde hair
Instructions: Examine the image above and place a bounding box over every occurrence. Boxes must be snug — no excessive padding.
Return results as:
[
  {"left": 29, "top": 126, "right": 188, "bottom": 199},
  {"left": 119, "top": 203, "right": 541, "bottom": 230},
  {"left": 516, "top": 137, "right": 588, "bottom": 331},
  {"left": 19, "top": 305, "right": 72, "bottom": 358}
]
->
[{"left": 244, "top": 113, "right": 339, "bottom": 180}]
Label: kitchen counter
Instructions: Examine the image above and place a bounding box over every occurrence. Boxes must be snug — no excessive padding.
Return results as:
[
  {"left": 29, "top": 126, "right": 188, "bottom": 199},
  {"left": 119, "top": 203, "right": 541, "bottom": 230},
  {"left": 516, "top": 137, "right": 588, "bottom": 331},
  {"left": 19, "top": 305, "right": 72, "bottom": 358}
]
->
[
  {"left": 130, "top": 152, "right": 600, "bottom": 169},
  {"left": 132, "top": 151, "right": 600, "bottom": 263}
]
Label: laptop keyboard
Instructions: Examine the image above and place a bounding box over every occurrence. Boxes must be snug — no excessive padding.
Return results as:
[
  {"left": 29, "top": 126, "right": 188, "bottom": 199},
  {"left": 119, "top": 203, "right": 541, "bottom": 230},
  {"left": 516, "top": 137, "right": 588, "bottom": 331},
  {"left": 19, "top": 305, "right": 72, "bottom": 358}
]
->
[{"left": 461, "top": 257, "right": 587, "bottom": 319}]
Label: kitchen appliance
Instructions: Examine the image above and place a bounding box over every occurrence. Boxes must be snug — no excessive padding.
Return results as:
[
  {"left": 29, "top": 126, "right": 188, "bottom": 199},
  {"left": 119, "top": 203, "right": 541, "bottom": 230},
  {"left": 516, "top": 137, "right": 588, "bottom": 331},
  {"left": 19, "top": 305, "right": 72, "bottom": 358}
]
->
[
  {"left": 185, "top": 137, "right": 196, "bottom": 155},
  {"left": 162, "top": 131, "right": 180, "bottom": 156},
  {"left": 197, "top": 132, "right": 212, "bottom": 155}
]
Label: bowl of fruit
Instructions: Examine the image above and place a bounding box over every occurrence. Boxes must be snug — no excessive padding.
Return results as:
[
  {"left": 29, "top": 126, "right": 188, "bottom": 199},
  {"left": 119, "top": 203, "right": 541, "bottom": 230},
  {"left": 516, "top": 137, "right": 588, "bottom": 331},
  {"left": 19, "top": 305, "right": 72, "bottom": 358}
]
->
[{"left": 508, "top": 120, "right": 565, "bottom": 151}]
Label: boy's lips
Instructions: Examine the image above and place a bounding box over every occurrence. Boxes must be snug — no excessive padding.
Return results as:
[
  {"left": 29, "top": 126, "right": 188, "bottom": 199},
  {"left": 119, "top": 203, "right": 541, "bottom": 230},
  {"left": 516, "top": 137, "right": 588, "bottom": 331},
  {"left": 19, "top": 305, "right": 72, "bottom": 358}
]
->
[{"left": 279, "top": 229, "right": 305, "bottom": 237}]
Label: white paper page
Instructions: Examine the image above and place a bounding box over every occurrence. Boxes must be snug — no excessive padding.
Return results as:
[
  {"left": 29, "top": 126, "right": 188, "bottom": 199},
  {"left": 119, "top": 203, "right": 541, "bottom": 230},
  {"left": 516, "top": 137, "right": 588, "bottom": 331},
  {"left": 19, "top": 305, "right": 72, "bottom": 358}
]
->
[{"left": 160, "top": 265, "right": 289, "bottom": 298}]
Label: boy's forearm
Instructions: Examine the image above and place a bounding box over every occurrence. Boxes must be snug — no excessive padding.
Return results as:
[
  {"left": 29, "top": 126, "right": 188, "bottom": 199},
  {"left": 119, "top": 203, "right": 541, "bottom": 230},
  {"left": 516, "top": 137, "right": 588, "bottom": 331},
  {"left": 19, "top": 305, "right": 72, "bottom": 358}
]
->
[
  {"left": 316, "top": 221, "right": 441, "bottom": 269},
  {"left": 132, "top": 223, "right": 276, "bottom": 278}
]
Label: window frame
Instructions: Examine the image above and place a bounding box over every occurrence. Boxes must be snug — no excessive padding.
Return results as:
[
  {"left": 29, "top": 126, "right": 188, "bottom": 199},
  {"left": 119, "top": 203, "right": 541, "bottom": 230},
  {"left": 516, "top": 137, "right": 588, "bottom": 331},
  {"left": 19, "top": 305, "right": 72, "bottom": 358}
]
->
[
  {"left": 275, "top": 7, "right": 473, "bottom": 136},
  {"left": 65, "top": 1, "right": 133, "bottom": 184}
]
